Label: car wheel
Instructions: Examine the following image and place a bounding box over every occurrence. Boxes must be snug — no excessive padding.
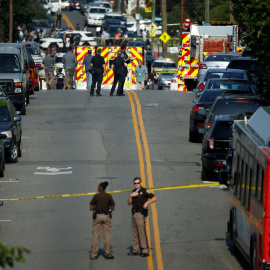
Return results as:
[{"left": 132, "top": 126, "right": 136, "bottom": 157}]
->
[
  {"left": 189, "top": 130, "right": 198, "bottom": 142},
  {"left": 201, "top": 165, "right": 212, "bottom": 181},
  {"left": 8, "top": 142, "right": 18, "bottom": 163},
  {"left": 26, "top": 92, "right": 30, "bottom": 105},
  {"left": 0, "top": 158, "right": 4, "bottom": 177},
  {"left": 20, "top": 97, "right": 26, "bottom": 115},
  {"left": 158, "top": 85, "right": 162, "bottom": 90}
]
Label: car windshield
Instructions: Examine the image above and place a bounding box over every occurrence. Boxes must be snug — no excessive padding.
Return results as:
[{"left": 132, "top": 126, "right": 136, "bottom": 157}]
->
[
  {"left": 0, "top": 104, "right": 10, "bottom": 122},
  {"left": 0, "top": 54, "right": 21, "bottom": 73},
  {"left": 228, "top": 61, "right": 265, "bottom": 73},
  {"left": 106, "top": 15, "right": 123, "bottom": 20},
  {"left": 103, "top": 3, "right": 111, "bottom": 8},
  {"left": 90, "top": 8, "right": 106, "bottom": 13},
  {"left": 211, "top": 121, "right": 233, "bottom": 138},
  {"left": 105, "top": 19, "right": 120, "bottom": 25},
  {"left": 206, "top": 55, "right": 235, "bottom": 62},
  {"left": 206, "top": 81, "right": 252, "bottom": 91},
  {"left": 53, "top": 33, "right": 63, "bottom": 38},
  {"left": 153, "top": 62, "right": 177, "bottom": 68},
  {"left": 205, "top": 72, "right": 245, "bottom": 80},
  {"left": 210, "top": 101, "right": 266, "bottom": 121}
]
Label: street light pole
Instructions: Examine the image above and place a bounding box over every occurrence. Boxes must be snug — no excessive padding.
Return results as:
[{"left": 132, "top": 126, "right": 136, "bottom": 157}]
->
[
  {"left": 179, "top": 0, "right": 184, "bottom": 46},
  {"left": 136, "top": 0, "right": 140, "bottom": 36},
  {"left": 9, "top": 0, "right": 13, "bottom": 43}
]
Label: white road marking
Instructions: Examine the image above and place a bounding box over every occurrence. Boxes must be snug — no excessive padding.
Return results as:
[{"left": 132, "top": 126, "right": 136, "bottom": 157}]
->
[
  {"left": 0, "top": 220, "right": 12, "bottom": 222},
  {"left": 34, "top": 167, "right": 73, "bottom": 175},
  {"left": 0, "top": 181, "right": 19, "bottom": 183},
  {"left": 21, "top": 136, "right": 29, "bottom": 139}
]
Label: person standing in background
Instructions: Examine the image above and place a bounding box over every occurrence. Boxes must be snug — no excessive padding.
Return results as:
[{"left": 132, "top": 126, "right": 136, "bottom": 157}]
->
[
  {"left": 55, "top": 8, "right": 62, "bottom": 27},
  {"left": 62, "top": 47, "right": 77, "bottom": 89},
  {"left": 134, "top": 60, "right": 148, "bottom": 90},
  {"left": 42, "top": 51, "right": 55, "bottom": 90},
  {"left": 83, "top": 49, "right": 93, "bottom": 90}
]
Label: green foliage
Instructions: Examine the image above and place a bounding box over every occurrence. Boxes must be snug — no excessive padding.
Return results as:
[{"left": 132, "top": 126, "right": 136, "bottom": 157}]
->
[
  {"left": 232, "top": 0, "right": 270, "bottom": 78},
  {"left": 0, "top": 242, "right": 30, "bottom": 268},
  {"left": 0, "top": 0, "right": 46, "bottom": 41}
]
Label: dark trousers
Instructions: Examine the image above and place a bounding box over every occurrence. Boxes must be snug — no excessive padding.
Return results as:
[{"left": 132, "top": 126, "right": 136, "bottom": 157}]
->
[
  {"left": 110, "top": 70, "right": 125, "bottom": 95},
  {"left": 56, "top": 16, "right": 61, "bottom": 27},
  {"left": 90, "top": 71, "right": 103, "bottom": 95}
]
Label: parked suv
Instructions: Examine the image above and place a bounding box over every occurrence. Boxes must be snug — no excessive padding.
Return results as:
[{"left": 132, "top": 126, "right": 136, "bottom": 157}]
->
[
  {"left": 201, "top": 115, "right": 235, "bottom": 180},
  {"left": 0, "top": 98, "right": 22, "bottom": 163},
  {"left": 202, "top": 95, "right": 269, "bottom": 132},
  {"left": 0, "top": 47, "right": 28, "bottom": 115}
]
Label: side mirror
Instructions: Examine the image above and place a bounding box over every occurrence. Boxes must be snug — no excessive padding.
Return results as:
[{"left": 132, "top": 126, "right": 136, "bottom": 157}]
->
[
  {"left": 14, "top": 116, "right": 21, "bottom": 122},
  {"left": 193, "top": 88, "right": 200, "bottom": 93},
  {"left": 198, "top": 108, "right": 206, "bottom": 115}
]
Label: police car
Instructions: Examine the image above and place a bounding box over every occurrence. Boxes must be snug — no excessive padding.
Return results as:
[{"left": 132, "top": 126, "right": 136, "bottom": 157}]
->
[{"left": 39, "top": 31, "right": 97, "bottom": 50}]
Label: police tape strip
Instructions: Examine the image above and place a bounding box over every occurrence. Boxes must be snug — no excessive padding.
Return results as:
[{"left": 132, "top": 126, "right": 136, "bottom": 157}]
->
[{"left": 0, "top": 183, "right": 220, "bottom": 202}]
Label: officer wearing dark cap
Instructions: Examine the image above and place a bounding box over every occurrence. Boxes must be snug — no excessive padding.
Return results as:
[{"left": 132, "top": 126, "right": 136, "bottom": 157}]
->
[
  {"left": 127, "top": 177, "right": 157, "bottom": 257},
  {"left": 90, "top": 181, "right": 115, "bottom": 260},
  {"left": 90, "top": 48, "right": 105, "bottom": 96},
  {"left": 110, "top": 50, "right": 127, "bottom": 96},
  {"left": 119, "top": 44, "right": 131, "bottom": 96}
]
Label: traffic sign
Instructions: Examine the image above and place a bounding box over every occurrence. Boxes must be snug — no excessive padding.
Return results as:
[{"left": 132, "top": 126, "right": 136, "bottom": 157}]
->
[
  {"left": 159, "top": 32, "right": 171, "bottom": 43},
  {"left": 148, "top": 22, "right": 158, "bottom": 33},
  {"left": 150, "top": 32, "right": 156, "bottom": 37}
]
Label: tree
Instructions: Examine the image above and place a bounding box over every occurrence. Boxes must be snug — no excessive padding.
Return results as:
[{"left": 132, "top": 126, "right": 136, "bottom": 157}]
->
[
  {"left": 232, "top": 0, "right": 270, "bottom": 78},
  {"left": 0, "top": 242, "right": 30, "bottom": 268},
  {"left": 0, "top": 0, "right": 46, "bottom": 42}
]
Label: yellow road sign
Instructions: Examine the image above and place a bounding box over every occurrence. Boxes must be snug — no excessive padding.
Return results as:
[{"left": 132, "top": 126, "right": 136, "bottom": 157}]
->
[
  {"left": 145, "top": 6, "right": 152, "bottom": 12},
  {"left": 150, "top": 32, "right": 156, "bottom": 37},
  {"left": 148, "top": 22, "right": 158, "bottom": 33},
  {"left": 159, "top": 32, "right": 171, "bottom": 43}
]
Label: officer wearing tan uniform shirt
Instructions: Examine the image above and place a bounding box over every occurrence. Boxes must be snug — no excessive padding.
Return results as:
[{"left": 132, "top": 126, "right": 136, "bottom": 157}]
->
[
  {"left": 127, "top": 177, "right": 157, "bottom": 257},
  {"left": 90, "top": 182, "right": 115, "bottom": 260}
]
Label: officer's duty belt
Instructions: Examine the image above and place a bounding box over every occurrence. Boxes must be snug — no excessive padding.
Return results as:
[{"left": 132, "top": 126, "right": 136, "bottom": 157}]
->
[{"left": 96, "top": 210, "right": 109, "bottom": 214}]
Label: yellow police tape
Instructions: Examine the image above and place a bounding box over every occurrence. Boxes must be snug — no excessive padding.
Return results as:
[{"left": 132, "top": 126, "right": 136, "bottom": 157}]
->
[{"left": 0, "top": 183, "right": 220, "bottom": 202}]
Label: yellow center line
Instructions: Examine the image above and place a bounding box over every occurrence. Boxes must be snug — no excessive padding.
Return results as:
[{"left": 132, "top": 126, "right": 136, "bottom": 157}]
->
[
  {"left": 131, "top": 90, "right": 164, "bottom": 270},
  {"left": 126, "top": 91, "right": 154, "bottom": 270},
  {"left": 62, "top": 13, "right": 74, "bottom": 30}
]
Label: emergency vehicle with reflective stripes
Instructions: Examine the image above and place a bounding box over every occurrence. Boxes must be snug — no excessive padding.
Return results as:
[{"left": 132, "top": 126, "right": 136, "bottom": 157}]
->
[
  {"left": 228, "top": 106, "right": 270, "bottom": 270},
  {"left": 177, "top": 19, "right": 239, "bottom": 92},
  {"left": 75, "top": 46, "right": 144, "bottom": 90}
]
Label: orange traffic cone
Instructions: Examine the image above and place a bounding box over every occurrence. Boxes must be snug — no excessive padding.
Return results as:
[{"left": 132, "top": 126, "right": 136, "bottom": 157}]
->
[{"left": 155, "top": 51, "right": 158, "bottom": 57}]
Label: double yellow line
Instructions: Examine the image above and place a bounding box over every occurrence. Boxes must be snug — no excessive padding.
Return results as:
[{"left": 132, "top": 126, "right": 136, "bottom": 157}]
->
[
  {"left": 126, "top": 90, "right": 163, "bottom": 270},
  {"left": 62, "top": 13, "right": 74, "bottom": 30}
]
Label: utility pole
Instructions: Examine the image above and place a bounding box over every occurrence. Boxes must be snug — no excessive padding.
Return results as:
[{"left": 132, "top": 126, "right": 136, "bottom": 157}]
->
[
  {"left": 230, "top": 0, "right": 234, "bottom": 22},
  {"left": 151, "top": 0, "right": 155, "bottom": 24},
  {"left": 9, "top": 0, "right": 13, "bottom": 43},
  {"left": 179, "top": 0, "right": 184, "bottom": 45},
  {"left": 136, "top": 0, "right": 140, "bottom": 36},
  {"left": 114, "top": 0, "right": 117, "bottom": 12},
  {"left": 205, "top": 0, "right": 209, "bottom": 22},
  {"left": 161, "top": 0, "right": 167, "bottom": 58}
]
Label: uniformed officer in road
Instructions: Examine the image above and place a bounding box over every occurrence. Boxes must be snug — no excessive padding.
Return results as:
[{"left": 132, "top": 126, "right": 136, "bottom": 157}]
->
[
  {"left": 127, "top": 177, "right": 157, "bottom": 257},
  {"left": 90, "top": 48, "right": 105, "bottom": 96},
  {"left": 90, "top": 181, "right": 115, "bottom": 260},
  {"left": 119, "top": 44, "right": 131, "bottom": 95},
  {"left": 110, "top": 50, "right": 127, "bottom": 96}
]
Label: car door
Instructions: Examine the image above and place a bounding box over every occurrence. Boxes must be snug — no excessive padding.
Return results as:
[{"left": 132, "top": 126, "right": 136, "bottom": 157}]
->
[{"left": 8, "top": 101, "right": 21, "bottom": 143}]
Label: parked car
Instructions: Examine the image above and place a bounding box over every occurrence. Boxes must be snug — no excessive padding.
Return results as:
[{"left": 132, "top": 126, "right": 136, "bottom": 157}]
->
[
  {"left": 189, "top": 89, "right": 254, "bottom": 142},
  {"left": 0, "top": 98, "right": 22, "bottom": 163},
  {"left": 197, "top": 53, "right": 239, "bottom": 82},
  {"left": 27, "top": 52, "right": 39, "bottom": 93},
  {"left": 152, "top": 58, "right": 177, "bottom": 73},
  {"left": 202, "top": 95, "right": 269, "bottom": 132},
  {"left": 226, "top": 57, "right": 267, "bottom": 91},
  {"left": 88, "top": 1, "right": 112, "bottom": 12},
  {"left": 201, "top": 115, "right": 235, "bottom": 180},
  {"left": 104, "top": 12, "right": 126, "bottom": 25},
  {"left": 55, "top": 53, "right": 64, "bottom": 68},
  {"left": 61, "top": 0, "right": 70, "bottom": 10},
  {"left": 127, "top": 22, "right": 136, "bottom": 32},
  {"left": 0, "top": 132, "right": 6, "bottom": 177},
  {"left": 84, "top": 6, "right": 107, "bottom": 26},
  {"left": 102, "top": 19, "right": 121, "bottom": 30},
  {"left": 22, "top": 42, "right": 40, "bottom": 55},
  {"left": 69, "top": 0, "right": 82, "bottom": 10},
  {"left": 194, "top": 78, "right": 258, "bottom": 99},
  {"left": 195, "top": 68, "right": 255, "bottom": 91},
  {"left": 157, "top": 72, "right": 175, "bottom": 90},
  {"left": 50, "top": 0, "right": 62, "bottom": 13},
  {"left": 0, "top": 47, "right": 29, "bottom": 115}
]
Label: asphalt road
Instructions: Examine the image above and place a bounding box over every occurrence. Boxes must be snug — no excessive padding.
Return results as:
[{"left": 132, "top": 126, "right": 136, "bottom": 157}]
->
[{"left": 0, "top": 88, "right": 249, "bottom": 270}]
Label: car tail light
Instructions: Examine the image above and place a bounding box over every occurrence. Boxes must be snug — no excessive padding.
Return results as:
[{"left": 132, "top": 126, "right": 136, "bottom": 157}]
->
[
  {"left": 236, "top": 100, "right": 249, "bottom": 102},
  {"left": 206, "top": 122, "right": 211, "bottom": 130},
  {"left": 197, "top": 82, "right": 204, "bottom": 89},
  {"left": 71, "top": 2, "right": 74, "bottom": 5},
  {"left": 199, "top": 64, "right": 207, "bottom": 69},
  {"left": 171, "top": 79, "right": 177, "bottom": 83},
  {"left": 207, "top": 138, "right": 214, "bottom": 150},
  {"left": 194, "top": 105, "right": 205, "bottom": 114}
]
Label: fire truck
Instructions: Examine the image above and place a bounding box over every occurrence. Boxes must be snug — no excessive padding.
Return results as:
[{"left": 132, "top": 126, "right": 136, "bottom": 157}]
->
[{"left": 178, "top": 19, "right": 240, "bottom": 91}]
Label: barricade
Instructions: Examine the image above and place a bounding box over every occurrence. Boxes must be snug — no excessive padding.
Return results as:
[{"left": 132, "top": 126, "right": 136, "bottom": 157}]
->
[{"left": 75, "top": 46, "right": 144, "bottom": 90}]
